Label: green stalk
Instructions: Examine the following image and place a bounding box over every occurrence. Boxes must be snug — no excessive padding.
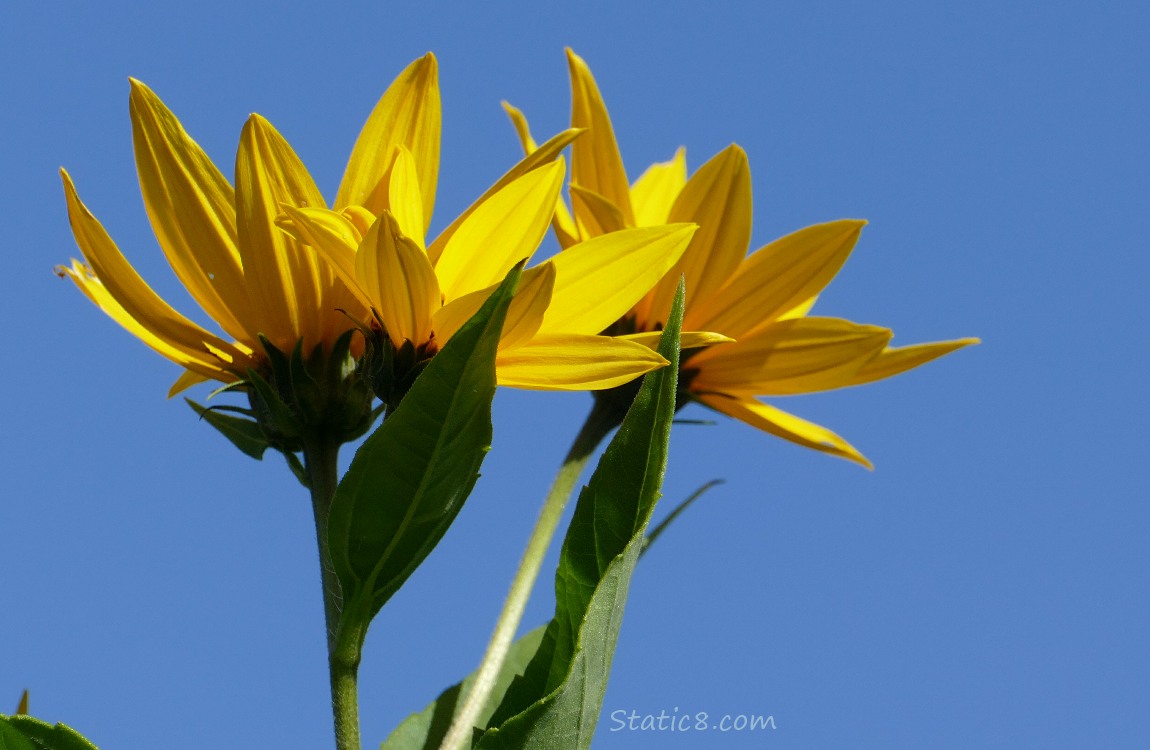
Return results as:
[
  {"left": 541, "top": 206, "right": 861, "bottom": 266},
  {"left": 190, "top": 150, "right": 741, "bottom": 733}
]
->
[
  {"left": 438, "top": 401, "right": 620, "bottom": 750},
  {"left": 304, "top": 436, "right": 361, "bottom": 750}
]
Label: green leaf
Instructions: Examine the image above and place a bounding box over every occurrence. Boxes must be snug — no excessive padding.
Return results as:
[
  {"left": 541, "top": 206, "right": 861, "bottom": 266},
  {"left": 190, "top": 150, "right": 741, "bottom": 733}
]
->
[
  {"left": 0, "top": 715, "right": 98, "bottom": 750},
  {"left": 476, "top": 278, "right": 685, "bottom": 750},
  {"left": 185, "top": 399, "right": 270, "bottom": 460},
  {"left": 380, "top": 626, "right": 546, "bottom": 750},
  {"left": 329, "top": 264, "right": 522, "bottom": 652}
]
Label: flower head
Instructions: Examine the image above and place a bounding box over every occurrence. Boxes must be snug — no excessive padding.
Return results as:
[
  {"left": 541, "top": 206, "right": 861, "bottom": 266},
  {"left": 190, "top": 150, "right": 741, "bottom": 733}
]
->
[{"left": 504, "top": 49, "right": 978, "bottom": 467}]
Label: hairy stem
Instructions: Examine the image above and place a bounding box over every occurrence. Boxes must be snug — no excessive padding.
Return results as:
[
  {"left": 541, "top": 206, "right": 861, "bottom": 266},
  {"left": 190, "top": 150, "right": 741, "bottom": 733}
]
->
[{"left": 438, "top": 401, "right": 619, "bottom": 750}]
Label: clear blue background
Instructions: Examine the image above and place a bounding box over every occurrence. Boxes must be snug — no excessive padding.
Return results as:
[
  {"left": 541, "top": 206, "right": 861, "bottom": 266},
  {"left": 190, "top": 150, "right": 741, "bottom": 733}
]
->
[{"left": 3, "top": 1, "right": 1147, "bottom": 748}]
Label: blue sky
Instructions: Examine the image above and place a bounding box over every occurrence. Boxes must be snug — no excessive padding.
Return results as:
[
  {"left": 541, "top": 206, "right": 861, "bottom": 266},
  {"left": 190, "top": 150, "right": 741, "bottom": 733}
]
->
[{"left": 3, "top": 1, "right": 1147, "bottom": 748}]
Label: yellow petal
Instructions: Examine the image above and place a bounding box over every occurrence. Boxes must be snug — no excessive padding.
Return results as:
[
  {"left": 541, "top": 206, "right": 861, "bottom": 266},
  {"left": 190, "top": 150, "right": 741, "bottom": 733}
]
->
[
  {"left": 57, "top": 259, "right": 237, "bottom": 383},
  {"left": 428, "top": 127, "right": 582, "bottom": 262},
  {"left": 618, "top": 330, "right": 734, "bottom": 351},
  {"left": 383, "top": 146, "right": 426, "bottom": 248},
  {"left": 686, "top": 220, "right": 865, "bottom": 338},
  {"left": 570, "top": 184, "right": 627, "bottom": 237},
  {"left": 567, "top": 48, "right": 634, "bottom": 225},
  {"left": 630, "top": 147, "right": 687, "bottom": 227},
  {"left": 168, "top": 368, "right": 210, "bottom": 397},
  {"left": 235, "top": 114, "right": 332, "bottom": 351},
  {"left": 355, "top": 211, "right": 440, "bottom": 348},
  {"left": 128, "top": 80, "right": 253, "bottom": 342},
  {"left": 536, "top": 224, "right": 697, "bottom": 336},
  {"left": 694, "top": 392, "right": 872, "bottom": 468},
  {"left": 503, "top": 101, "right": 581, "bottom": 248},
  {"left": 645, "top": 144, "right": 752, "bottom": 326},
  {"left": 433, "top": 159, "right": 564, "bottom": 301},
  {"left": 275, "top": 206, "right": 374, "bottom": 313},
  {"left": 845, "top": 337, "right": 980, "bottom": 387},
  {"left": 689, "top": 317, "right": 892, "bottom": 396},
  {"left": 336, "top": 53, "right": 440, "bottom": 232},
  {"left": 61, "top": 172, "right": 248, "bottom": 368},
  {"left": 431, "top": 263, "right": 553, "bottom": 349},
  {"left": 495, "top": 333, "right": 667, "bottom": 390}
]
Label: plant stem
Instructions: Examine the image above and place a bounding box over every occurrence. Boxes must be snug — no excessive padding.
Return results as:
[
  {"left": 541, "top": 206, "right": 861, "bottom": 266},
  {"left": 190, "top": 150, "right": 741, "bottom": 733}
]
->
[
  {"left": 438, "top": 401, "right": 619, "bottom": 750},
  {"left": 305, "top": 436, "right": 362, "bottom": 750}
]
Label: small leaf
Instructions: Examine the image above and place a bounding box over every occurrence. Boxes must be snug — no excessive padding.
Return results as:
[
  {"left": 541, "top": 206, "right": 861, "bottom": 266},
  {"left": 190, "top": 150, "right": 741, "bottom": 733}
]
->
[
  {"left": 185, "top": 399, "right": 270, "bottom": 460},
  {"left": 380, "top": 626, "right": 546, "bottom": 750},
  {"left": 0, "top": 715, "right": 99, "bottom": 750},
  {"left": 642, "top": 478, "right": 725, "bottom": 556},
  {"left": 477, "top": 279, "right": 685, "bottom": 749},
  {"left": 328, "top": 263, "right": 521, "bottom": 653}
]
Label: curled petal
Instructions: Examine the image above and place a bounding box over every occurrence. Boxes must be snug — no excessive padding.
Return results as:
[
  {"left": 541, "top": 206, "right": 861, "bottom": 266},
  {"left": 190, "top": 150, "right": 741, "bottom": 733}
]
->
[
  {"left": 356, "top": 211, "right": 440, "bottom": 348},
  {"left": 694, "top": 392, "right": 872, "bottom": 469}
]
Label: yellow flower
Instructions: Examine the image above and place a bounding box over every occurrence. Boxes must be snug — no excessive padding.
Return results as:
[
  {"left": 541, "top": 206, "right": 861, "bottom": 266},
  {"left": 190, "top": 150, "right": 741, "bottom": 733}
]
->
[
  {"left": 277, "top": 136, "right": 698, "bottom": 394},
  {"left": 503, "top": 49, "right": 979, "bottom": 467},
  {"left": 57, "top": 55, "right": 450, "bottom": 395}
]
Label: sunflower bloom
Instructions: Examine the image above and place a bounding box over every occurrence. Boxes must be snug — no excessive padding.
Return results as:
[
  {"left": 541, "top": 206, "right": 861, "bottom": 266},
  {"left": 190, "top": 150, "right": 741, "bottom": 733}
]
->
[
  {"left": 278, "top": 139, "right": 698, "bottom": 395},
  {"left": 503, "top": 49, "right": 978, "bottom": 467},
  {"left": 57, "top": 56, "right": 452, "bottom": 396}
]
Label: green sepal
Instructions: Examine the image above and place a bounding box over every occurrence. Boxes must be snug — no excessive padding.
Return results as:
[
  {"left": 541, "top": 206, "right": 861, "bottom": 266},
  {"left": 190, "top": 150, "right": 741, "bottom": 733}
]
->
[
  {"left": 245, "top": 367, "right": 305, "bottom": 443},
  {"left": 380, "top": 626, "right": 547, "bottom": 750},
  {"left": 185, "top": 399, "right": 270, "bottom": 460},
  {"left": 0, "top": 715, "right": 99, "bottom": 750},
  {"left": 328, "top": 263, "right": 523, "bottom": 658},
  {"left": 477, "top": 278, "right": 685, "bottom": 749}
]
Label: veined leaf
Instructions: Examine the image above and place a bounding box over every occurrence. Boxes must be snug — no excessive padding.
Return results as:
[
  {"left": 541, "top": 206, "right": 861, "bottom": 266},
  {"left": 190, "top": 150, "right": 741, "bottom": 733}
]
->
[
  {"left": 475, "top": 279, "right": 685, "bottom": 749},
  {"left": 328, "top": 264, "right": 521, "bottom": 653}
]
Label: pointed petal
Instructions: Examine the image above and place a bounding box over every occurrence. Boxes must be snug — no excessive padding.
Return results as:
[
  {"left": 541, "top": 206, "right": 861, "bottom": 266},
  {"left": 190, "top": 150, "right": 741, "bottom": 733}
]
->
[
  {"left": 845, "top": 337, "right": 980, "bottom": 387},
  {"left": 433, "top": 159, "right": 564, "bottom": 301},
  {"left": 235, "top": 114, "right": 332, "bottom": 351},
  {"left": 695, "top": 393, "right": 872, "bottom": 468},
  {"left": 566, "top": 48, "right": 634, "bottom": 225},
  {"left": 687, "top": 220, "right": 865, "bottom": 338},
  {"left": 57, "top": 259, "right": 237, "bottom": 383},
  {"left": 630, "top": 147, "right": 687, "bottom": 227},
  {"left": 427, "top": 127, "right": 582, "bottom": 262},
  {"left": 495, "top": 333, "right": 667, "bottom": 390},
  {"left": 276, "top": 206, "right": 374, "bottom": 313},
  {"left": 128, "top": 80, "right": 253, "bottom": 341},
  {"left": 644, "top": 144, "right": 752, "bottom": 326},
  {"left": 355, "top": 211, "right": 440, "bottom": 348},
  {"left": 61, "top": 172, "right": 248, "bottom": 368},
  {"left": 337, "top": 53, "right": 440, "bottom": 231},
  {"left": 535, "top": 224, "right": 697, "bottom": 336},
  {"left": 168, "top": 368, "right": 210, "bottom": 397},
  {"left": 618, "top": 330, "right": 734, "bottom": 351},
  {"left": 689, "top": 317, "right": 892, "bottom": 396},
  {"left": 570, "top": 183, "right": 627, "bottom": 236}
]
